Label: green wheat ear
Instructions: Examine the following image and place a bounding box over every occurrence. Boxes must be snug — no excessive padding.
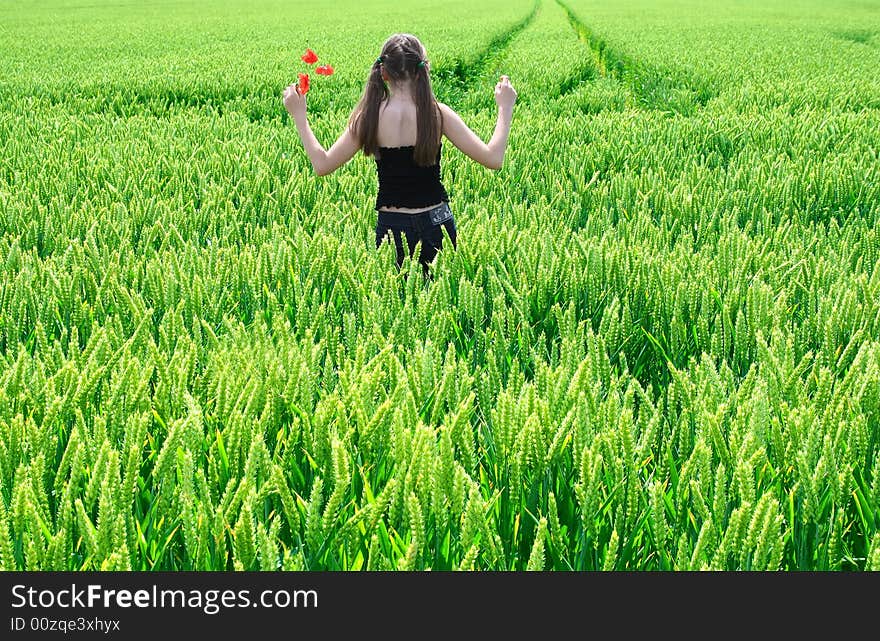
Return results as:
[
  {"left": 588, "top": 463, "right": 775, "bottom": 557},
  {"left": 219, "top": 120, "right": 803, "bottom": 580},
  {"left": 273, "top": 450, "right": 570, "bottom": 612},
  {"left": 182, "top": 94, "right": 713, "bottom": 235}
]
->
[
  {"left": 526, "top": 517, "right": 548, "bottom": 571},
  {"left": 233, "top": 495, "right": 257, "bottom": 571}
]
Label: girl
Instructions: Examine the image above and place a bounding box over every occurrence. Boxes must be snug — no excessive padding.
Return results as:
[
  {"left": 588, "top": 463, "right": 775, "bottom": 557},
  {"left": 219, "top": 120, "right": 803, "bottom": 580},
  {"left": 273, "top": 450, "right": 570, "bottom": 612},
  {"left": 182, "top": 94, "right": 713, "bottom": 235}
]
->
[{"left": 282, "top": 33, "right": 517, "bottom": 277}]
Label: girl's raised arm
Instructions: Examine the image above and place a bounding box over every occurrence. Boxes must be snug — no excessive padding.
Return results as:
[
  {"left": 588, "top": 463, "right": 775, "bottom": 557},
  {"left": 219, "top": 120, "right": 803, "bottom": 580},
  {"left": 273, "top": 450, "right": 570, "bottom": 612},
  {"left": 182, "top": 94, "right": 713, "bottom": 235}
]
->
[
  {"left": 439, "top": 75, "right": 516, "bottom": 170},
  {"left": 283, "top": 83, "right": 361, "bottom": 176}
]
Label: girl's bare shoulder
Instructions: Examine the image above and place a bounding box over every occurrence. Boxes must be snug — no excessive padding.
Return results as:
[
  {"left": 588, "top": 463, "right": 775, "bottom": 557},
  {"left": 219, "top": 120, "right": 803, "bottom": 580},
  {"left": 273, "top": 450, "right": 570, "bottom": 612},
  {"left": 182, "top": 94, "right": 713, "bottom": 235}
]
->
[
  {"left": 437, "top": 102, "right": 466, "bottom": 126},
  {"left": 437, "top": 102, "right": 459, "bottom": 126}
]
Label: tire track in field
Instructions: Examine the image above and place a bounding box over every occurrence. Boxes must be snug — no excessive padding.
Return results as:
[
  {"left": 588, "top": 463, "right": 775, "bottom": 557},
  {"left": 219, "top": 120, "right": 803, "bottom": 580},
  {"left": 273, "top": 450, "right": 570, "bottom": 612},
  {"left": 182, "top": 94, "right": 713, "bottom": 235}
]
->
[
  {"left": 432, "top": 0, "right": 539, "bottom": 108},
  {"left": 14, "top": 84, "right": 318, "bottom": 124},
  {"left": 555, "top": 0, "right": 716, "bottom": 115},
  {"left": 832, "top": 29, "right": 877, "bottom": 48}
]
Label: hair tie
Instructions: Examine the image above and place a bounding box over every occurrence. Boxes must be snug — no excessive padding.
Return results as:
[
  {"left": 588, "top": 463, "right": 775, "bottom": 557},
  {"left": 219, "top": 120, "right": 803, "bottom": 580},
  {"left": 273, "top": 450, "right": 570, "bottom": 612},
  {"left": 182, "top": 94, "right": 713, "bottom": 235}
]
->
[
  {"left": 376, "top": 56, "right": 383, "bottom": 64},
  {"left": 418, "top": 60, "right": 426, "bottom": 68}
]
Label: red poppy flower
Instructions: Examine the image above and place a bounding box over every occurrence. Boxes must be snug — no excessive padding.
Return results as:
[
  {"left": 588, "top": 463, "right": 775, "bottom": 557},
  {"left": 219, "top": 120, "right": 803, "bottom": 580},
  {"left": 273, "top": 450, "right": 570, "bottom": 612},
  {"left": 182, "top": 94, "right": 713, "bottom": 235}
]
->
[
  {"left": 315, "top": 65, "right": 334, "bottom": 76},
  {"left": 301, "top": 49, "right": 318, "bottom": 65},
  {"left": 297, "top": 72, "right": 310, "bottom": 94}
]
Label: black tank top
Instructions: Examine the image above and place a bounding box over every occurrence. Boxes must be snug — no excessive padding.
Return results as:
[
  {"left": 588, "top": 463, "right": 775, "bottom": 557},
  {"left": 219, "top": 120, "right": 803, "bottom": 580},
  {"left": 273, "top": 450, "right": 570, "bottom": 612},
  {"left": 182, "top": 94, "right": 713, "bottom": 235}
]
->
[{"left": 375, "top": 144, "right": 449, "bottom": 210}]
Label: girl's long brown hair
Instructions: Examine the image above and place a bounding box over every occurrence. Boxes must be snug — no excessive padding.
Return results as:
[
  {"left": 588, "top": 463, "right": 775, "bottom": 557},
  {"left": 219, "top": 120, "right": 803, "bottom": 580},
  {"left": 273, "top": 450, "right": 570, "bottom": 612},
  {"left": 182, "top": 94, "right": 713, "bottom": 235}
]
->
[{"left": 349, "top": 33, "right": 443, "bottom": 167}]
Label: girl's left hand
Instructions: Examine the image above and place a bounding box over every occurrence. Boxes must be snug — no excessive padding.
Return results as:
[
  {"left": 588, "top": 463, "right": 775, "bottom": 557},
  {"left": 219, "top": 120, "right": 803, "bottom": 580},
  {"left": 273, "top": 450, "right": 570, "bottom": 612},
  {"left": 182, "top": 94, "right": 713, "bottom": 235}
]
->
[{"left": 283, "top": 83, "right": 307, "bottom": 119}]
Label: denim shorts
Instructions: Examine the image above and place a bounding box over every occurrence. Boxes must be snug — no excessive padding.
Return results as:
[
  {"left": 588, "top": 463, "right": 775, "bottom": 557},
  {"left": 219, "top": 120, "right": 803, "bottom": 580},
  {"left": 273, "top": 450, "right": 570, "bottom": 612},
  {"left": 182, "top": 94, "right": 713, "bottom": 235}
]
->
[{"left": 375, "top": 202, "right": 457, "bottom": 273}]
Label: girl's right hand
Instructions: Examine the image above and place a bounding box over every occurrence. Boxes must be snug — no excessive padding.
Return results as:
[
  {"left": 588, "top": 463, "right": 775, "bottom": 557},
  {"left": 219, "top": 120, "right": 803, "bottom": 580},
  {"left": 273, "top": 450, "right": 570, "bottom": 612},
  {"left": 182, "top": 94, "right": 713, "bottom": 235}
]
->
[
  {"left": 283, "top": 83, "right": 307, "bottom": 119},
  {"left": 495, "top": 75, "right": 517, "bottom": 111}
]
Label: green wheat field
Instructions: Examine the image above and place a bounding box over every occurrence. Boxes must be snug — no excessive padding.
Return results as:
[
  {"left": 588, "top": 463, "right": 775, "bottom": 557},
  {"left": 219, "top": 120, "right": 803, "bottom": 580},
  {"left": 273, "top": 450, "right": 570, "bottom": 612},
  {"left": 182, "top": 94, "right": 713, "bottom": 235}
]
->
[{"left": 1, "top": 0, "right": 879, "bottom": 571}]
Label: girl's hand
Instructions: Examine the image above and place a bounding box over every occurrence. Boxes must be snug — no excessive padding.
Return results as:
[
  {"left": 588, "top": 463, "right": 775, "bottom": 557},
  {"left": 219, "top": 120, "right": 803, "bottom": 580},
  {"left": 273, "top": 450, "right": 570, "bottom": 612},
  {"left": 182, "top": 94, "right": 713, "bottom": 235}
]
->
[
  {"left": 283, "top": 83, "right": 307, "bottom": 119},
  {"left": 495, "top": 75, "right": 517, "bottom": 111}
]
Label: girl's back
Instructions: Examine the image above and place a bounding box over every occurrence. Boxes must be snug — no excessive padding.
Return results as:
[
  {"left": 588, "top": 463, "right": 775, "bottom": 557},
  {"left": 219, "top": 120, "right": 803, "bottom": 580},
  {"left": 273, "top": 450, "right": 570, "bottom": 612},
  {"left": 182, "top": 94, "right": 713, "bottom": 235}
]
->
[{"left": 376, "top": 98, "right": 419, "bottom": 149}]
